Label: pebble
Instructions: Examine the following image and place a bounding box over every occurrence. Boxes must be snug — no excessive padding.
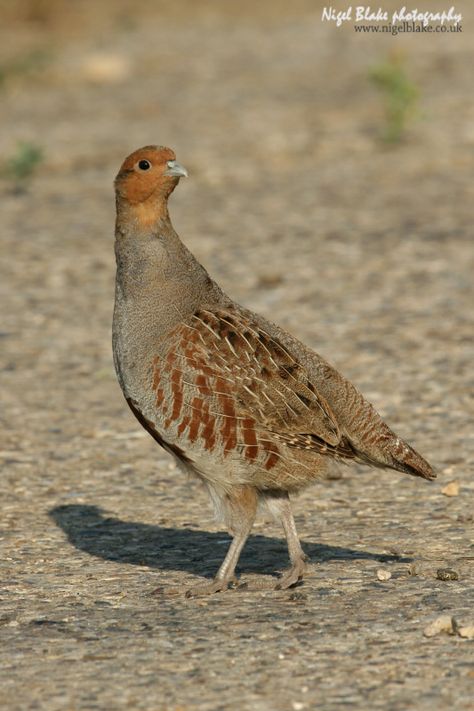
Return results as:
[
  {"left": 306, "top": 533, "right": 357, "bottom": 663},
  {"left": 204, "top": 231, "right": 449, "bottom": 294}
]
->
[
  {"left": 436, "top": 569, "right": 459, "bottom": 581},
  {"left": 442, "top": 481, "right": 460, "bottom": 497},
  {"left": 457, "top": 625, "right": 474, "bottom": 640},
  {"left": 288, "top": 592, "right": 307, "bottom": 601},
  {"left": 423, "top": 615, "right": 455, "bottom": 637},
  {"left": 376, "top": 569, "right": 392, "bottom": 581},
  {"left": 80, "top": 53, "right": 131, "bottom": 83}
]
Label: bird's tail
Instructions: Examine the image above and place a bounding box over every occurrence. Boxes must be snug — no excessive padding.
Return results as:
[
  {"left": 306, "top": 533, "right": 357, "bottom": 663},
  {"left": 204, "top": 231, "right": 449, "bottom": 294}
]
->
[
  {"left": 311, "top": 362, "right": 437, "bottom": 481},
  {"left": 387, "top": 440, "right": 437, "bottom": 480},
  {"left": 354, "top": 434, "right": 437, "bottom": 481}
]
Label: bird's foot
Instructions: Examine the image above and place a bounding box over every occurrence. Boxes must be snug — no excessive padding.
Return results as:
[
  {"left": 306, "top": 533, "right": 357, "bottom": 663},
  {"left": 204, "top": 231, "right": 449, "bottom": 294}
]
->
[
  {"left": 274, "top": 555, "right": 308, "bottom": 590},
  {"left": 233, "top": 557, "right": 309, "bottom": 592},
  {"left": 152, "top": 576, "right": 238, "bottom": 598},
  {"left": 152, "top": 560, "right": 309, "bottom": 596}
]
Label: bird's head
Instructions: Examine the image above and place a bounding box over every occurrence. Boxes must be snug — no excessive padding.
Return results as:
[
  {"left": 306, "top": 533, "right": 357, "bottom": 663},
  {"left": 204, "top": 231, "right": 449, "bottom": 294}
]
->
[{"left": 114, "top": 145, "right": 188, "bottom": 206}]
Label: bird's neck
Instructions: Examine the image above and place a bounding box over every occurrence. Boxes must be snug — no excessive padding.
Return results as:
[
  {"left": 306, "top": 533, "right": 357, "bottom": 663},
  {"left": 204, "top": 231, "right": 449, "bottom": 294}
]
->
[
  {"left": 114, "top": 205, "right": 217, "bottom": 324},
  {"left": 115, "top": 193, "right": 170, "bottom": 232},
  {"left": 112, "top": 200, "right": 227, "bottom": 397}
]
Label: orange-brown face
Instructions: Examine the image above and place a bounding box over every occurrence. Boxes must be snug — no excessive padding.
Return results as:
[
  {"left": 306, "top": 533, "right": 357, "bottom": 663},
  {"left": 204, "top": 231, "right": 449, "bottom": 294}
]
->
[{"left": 114, "top": 145, "right": 188, "bottom": 204}]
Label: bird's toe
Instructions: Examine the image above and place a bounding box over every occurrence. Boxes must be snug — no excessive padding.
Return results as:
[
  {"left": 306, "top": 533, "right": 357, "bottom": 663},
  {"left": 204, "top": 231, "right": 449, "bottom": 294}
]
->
[{"left": 274, "top": 557, "right": 307, "bottom": 590}]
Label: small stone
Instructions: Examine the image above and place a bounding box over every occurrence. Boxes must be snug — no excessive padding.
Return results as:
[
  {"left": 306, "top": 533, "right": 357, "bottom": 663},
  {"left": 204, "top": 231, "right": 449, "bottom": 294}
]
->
[
  {"left": 457, "top": 625, "right": 474, "bottom": 640},
  {"left": 257, "top": 272, "right": 284, "bottom": 288},
  {"left": 442, "top": 481, "right": 460, "bottom": 497},
  {"left": 288, "top": 592, "right": 307, "bottom": 601},
  {"left": 80, "top": 53, "right": 131, "bottom": 83},
  {"left": 442, "top": 466, "right": 454, "bottom": 476},
  {"left": 292, "top": 703, "right": 305, "bottom": 711},
  {"left": 325, "top": 468, "right": 343, "bottom": 480},
  {"left": 423, "top": 615, "right": 455, "bottom": 637},
  {"left": 376, "top": 569, "right": 392, "bottom": 581},
  {"left": 436, "top": 568, "right": 459, "bottom": 581}
]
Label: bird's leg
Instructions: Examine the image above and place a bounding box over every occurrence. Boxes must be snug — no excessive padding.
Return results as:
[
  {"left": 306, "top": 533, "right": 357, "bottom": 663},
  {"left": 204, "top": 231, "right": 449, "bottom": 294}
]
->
[
  {"left": 185, "top": 485, "right": 258, "bottom": 597},
  {"left": 263, "top": 491, "right": 308, "bottom": 589}
]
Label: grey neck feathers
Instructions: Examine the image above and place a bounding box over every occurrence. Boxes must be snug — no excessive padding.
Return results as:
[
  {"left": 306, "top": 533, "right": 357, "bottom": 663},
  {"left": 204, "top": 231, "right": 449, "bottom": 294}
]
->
[{"left": 114, "top": 212, "right": 220, "bottom": 325}]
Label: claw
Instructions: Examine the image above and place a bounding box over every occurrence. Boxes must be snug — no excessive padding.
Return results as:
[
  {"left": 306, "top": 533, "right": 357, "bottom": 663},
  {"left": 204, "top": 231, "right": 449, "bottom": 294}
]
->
[{"left": 274, "top": 556, "right": 307, "bottom": 590}]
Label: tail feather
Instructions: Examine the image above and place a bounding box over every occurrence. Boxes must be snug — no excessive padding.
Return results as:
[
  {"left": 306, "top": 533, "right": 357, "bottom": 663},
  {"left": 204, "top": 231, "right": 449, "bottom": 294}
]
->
[
  {"left": 389, "top": 442, "right": 437, "bottom": 481},
  {"left": 313, "top": 360, "right": 436, "bottom": 481},
  {"left": 308, "top": 430, "right": 437, "bottom": 481},
  {"left": 354, "top": 438, "right": 437, "bottom": 481}
]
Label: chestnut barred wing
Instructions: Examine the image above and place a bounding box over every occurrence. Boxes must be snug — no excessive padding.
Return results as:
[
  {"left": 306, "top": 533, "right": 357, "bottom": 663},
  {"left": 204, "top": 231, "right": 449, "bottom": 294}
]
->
[{"left": 151, "top": 308, "right": 345, "bottom": 467}]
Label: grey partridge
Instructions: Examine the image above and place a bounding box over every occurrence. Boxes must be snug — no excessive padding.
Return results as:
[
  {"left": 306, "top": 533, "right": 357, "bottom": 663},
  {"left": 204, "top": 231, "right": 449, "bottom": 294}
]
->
[{"left": 112, "top": 145, "right": 436, "bottom": 595}]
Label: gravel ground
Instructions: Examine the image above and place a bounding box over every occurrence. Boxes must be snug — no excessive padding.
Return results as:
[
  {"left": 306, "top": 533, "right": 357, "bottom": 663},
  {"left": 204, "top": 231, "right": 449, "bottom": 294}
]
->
[{"left": 1, "top": 2, "right": 473, "bottom": 709}]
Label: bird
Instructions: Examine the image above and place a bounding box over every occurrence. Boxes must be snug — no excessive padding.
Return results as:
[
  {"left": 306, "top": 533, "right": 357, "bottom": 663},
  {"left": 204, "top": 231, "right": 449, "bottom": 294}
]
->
[{"left": 112, "top": 145, "right": 436, "bottom": 596}]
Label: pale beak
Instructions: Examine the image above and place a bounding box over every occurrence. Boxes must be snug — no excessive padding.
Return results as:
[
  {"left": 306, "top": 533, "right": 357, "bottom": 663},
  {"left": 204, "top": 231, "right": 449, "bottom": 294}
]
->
[{"left": 164, "top": 160, "right": 188, "bottom": 178}]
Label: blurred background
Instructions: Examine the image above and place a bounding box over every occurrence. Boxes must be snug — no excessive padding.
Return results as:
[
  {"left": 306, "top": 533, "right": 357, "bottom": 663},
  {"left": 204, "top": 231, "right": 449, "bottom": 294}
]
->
[{"left": 1, "top": 1, "right": 473, "bottom": 709}]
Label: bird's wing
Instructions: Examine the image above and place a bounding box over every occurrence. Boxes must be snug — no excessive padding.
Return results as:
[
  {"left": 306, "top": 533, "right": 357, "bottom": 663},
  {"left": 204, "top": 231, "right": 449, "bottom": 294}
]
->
[{"left": 152, "top": 307, "right": 349, "bottom": 461}]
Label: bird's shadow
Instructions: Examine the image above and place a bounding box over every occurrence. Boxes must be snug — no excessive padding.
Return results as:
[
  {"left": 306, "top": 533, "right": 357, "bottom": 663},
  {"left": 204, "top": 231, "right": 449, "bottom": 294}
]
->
[{"left": 49, "top": 504, "right": 411, "bottom": 578}]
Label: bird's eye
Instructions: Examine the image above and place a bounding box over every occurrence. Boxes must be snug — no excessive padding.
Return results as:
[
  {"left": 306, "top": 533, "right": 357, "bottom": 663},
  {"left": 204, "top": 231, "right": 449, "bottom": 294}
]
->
[{"left": 138, "top": 159, "right": 151, "bottom": 171}]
